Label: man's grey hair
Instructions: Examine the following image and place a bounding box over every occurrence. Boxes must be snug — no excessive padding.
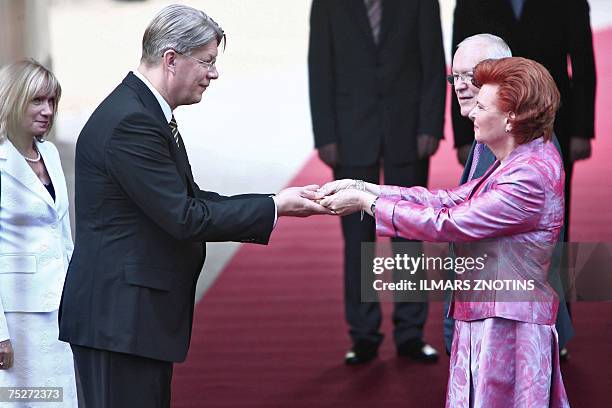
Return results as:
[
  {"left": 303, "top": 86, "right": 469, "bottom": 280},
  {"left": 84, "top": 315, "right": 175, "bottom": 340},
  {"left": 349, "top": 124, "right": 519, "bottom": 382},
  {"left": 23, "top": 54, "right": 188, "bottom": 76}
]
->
[
  {"left": 456, "top": 34, "right": 512, "bottom": 59},
  {"left": 141, "top": 4, "right": 225, "bottom": 66}
]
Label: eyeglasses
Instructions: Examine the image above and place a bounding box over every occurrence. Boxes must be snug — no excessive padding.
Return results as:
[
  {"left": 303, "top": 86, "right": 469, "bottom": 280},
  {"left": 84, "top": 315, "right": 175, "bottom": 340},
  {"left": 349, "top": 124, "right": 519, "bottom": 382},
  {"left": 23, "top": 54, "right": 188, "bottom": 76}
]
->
[
  {"left": 176, "top": 51, "right": 218, "bottom": 72},
  {"left": 446, "top": 72, "right": 480, "bottom": 88}
]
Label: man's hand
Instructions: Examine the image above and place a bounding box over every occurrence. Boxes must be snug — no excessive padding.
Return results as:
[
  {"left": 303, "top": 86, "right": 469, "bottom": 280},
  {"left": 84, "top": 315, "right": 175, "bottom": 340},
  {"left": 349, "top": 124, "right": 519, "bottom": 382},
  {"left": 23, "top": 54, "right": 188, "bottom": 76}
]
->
[
  {"left": 320, "top": 189, "right": 376, "bottom": 217},
  {"left": 570, "top": 138, "right": 592, "bottom": 162},
  {"left": 456, "top": 145, "right": 471, "bottom": 166},
  {"left": 0, "top": 339, "right": 14, "bottom": 370},
  {"left": 274, "top": 185, "right": 333, "bottom": 217},
  {"left": 417, "top": 134, "right": 440, "bottom": 159},
  {"left": 317, "top": 143, "right": 338, "bottom": 168}
]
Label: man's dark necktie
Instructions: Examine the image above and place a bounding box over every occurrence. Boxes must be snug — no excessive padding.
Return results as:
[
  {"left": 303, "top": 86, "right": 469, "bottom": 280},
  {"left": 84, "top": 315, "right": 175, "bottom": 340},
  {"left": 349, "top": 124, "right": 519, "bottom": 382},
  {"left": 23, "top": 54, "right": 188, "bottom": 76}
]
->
[
  {"left": 364, "top": 0, "right": 382, "bottom": 44},
  {"left": 510, "top": 0, "right": 526, "bottom": 20}
]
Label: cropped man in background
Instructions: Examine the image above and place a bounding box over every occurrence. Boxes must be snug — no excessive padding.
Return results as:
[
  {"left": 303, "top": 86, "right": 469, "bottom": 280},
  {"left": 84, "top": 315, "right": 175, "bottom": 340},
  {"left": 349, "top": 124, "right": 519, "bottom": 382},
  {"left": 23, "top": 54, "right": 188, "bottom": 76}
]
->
[{"left": 308, "top": 0, "right": 446, "bottom": 365}]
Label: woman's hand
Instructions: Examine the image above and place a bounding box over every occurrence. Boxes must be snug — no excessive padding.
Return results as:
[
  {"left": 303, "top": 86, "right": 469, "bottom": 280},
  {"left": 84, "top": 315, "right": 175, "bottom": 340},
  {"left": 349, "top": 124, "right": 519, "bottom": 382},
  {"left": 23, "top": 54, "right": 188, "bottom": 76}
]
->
[
  {"left": 315, "top": 179, "right": 356, "bottom": 199},
  {"left": 320, "top": 189, "right": 376, "bottom": 217},
  {"left": 0, "top": 339, "right": 14, "bottom": 370}
]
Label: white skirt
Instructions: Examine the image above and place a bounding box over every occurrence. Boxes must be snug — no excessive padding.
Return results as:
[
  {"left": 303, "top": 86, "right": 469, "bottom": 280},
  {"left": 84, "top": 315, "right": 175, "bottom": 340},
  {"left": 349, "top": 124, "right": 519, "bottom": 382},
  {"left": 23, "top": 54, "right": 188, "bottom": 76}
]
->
[{"left": 0, "top": 310, "right": 77, "bottom": 407}]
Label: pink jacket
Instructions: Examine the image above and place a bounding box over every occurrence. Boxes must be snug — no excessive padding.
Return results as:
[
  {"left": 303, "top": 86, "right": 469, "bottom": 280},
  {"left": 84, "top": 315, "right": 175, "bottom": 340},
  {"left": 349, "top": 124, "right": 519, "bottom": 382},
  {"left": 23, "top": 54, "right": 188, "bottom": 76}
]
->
[{"left": 376, "top": 138, "right": 564, "bottom": 325}]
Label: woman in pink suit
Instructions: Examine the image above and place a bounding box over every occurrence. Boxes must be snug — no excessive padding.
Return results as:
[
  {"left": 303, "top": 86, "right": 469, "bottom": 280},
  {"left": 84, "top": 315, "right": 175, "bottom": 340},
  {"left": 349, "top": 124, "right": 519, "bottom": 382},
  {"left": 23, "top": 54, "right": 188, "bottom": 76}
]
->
[{"left": 317, "top": 57, "right": 570, "bottom": 407}]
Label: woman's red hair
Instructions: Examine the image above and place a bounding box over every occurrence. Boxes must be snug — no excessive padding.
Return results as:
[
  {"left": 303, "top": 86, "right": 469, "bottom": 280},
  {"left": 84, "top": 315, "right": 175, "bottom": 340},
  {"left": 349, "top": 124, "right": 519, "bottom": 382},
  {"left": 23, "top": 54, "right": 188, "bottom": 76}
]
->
[{"left": 473, "top": 57, "right": 560, "bottom": 144}]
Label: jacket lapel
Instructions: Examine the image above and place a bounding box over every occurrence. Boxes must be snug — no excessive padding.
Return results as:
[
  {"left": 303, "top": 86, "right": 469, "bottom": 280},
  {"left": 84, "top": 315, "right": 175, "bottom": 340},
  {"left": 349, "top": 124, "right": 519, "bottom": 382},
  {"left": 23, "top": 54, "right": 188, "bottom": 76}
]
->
[
  {"left": 508, "top": 0, "right": 535, "bottom": 23},
  {"left": 172, "top": 131, "right": 194, "bottom": 194},
  {"left": 515, "top": 0, "right": 536, "bottom": 26},
  {"left": 122, "top": 72, "right": 193, "bottom": 190},
  {"left": 377, "top": 0, "right": 398, "bottom": 48},
  {"left": 467, "top": 160, "right": 501, "bottom": 200},
  {"left": 37, "top": 141, "right": 68, "bottom": 215},
  {"left": 496, "top": 0, "right": 520, "bottom": 25},
  {"left": 123, "top": 72, "right": 170, "bottom": 136},
  {"left": 459, "top": 149, "right": 474, "bottom": 184},
  {"left": 343, "top": 0, "right": 378, "bottom": 50},
  {"left": 467, "top": 138, "right": 545, "bottom": 199},
  {"left": 0, "top": 139, "right": 56, "bottom": 210},
  {"left": 474, "top": 146, "right": 497, "bottom": 178}
]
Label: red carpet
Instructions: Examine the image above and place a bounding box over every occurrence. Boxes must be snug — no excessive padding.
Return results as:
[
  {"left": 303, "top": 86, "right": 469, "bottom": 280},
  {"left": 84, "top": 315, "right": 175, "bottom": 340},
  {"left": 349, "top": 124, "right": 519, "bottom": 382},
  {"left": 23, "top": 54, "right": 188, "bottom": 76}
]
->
[{"left": 172, "top": 29, "right": 612, "bottom": 407}]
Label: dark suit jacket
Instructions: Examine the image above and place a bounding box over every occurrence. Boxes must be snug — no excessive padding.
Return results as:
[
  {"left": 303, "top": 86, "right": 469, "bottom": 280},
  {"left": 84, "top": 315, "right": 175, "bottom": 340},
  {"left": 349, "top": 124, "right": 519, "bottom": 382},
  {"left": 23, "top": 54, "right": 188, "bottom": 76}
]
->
[
  {"left": 451, "top": 0, "right": 596, "bottom": 158},
  {"left": 59, "top": 73, "right": 276, "bottom": 362},
  {"left": 308, "top": 0, "right": 446, "bottom": 166}
]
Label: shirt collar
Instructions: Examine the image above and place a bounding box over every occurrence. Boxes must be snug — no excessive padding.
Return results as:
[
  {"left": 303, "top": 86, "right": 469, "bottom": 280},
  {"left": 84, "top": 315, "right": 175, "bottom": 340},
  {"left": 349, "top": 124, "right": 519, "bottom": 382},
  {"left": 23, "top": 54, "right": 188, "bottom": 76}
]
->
[{"left": 133, "top": 69, "right": 173, "bottom": 123}]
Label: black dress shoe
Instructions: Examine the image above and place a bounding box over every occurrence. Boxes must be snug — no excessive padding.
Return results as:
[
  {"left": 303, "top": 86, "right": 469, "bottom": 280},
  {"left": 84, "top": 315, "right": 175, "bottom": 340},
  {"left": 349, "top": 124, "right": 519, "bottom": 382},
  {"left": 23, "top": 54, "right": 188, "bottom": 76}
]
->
[
  {"left": 397, "top": 339, "right": 439, "bottom": 363},
  {"left": 344, "top": 342, "right": 378, "bottom": 365}
]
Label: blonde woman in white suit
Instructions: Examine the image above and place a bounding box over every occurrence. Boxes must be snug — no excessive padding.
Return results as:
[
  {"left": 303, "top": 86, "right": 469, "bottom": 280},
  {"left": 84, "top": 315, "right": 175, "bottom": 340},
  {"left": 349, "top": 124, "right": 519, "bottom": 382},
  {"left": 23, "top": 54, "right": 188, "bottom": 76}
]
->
[{"left": 0, "top": 60, "right": 77, "bottom": 407}]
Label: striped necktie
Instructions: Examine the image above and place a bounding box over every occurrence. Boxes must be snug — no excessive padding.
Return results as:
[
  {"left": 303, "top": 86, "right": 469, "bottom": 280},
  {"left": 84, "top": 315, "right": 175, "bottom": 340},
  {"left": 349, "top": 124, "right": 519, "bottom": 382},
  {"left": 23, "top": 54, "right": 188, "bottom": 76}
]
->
[
  {"left": 364, "top": 0, "right": 382, "bottom": 44},
  {"left": 468, "top": 142, "right": 484, "bottom": 181},
  {"left": 168, "top": 116, "right": 180, "bottom": 148}
]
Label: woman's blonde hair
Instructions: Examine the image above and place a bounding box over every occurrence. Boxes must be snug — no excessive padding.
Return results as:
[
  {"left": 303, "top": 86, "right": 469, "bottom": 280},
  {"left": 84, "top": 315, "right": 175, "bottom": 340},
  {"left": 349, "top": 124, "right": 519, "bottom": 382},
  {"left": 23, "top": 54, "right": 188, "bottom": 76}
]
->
[{"left": 0, "top": 59, "right": 62, "bottom": 142}]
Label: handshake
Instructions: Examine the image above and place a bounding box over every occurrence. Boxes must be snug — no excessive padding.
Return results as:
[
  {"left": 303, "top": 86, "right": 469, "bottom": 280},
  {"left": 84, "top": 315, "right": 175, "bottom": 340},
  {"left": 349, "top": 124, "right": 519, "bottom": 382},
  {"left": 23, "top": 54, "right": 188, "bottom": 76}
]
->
[{"left": 273, "top": 179, "right": 379, "bottom": 218}]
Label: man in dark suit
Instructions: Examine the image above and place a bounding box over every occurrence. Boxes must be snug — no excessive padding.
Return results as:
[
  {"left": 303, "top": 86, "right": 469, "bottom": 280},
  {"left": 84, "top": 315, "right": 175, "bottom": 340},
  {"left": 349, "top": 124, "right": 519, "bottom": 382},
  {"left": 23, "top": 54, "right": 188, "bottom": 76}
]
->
[
  {"left": 58, "top": 5, "right": 328, "bottom": 407},
  {"left": 451, "top": 0, "right": 597, "bottom": 243},
  {"left": 444, "top": 33, "right": 574, "bottom": 357},
  {"left": 308, "top": 0, "right": 446, "bottom": 364}
]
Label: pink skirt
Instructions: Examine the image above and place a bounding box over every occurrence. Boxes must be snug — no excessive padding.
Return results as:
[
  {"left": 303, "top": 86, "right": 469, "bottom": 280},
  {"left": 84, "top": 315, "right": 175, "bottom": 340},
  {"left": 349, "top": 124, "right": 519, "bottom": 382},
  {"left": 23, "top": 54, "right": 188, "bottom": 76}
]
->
[{"left": 446, "top": 318, "right": 570, "bottom": 408}]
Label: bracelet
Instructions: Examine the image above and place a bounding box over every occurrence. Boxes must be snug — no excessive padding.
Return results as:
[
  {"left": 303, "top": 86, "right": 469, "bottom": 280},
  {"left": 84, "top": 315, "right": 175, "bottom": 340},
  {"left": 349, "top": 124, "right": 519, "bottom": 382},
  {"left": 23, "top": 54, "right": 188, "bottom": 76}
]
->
[{"left": 354, "top": 179, "right": 366, "bottom": 221}]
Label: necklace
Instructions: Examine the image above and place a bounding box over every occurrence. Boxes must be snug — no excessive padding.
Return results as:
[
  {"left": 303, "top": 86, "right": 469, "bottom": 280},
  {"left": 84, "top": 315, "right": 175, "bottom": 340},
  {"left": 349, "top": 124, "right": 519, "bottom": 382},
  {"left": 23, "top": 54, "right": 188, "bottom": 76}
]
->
[{"left": 22, "top": 146, "right": 41, "bottom": 162}]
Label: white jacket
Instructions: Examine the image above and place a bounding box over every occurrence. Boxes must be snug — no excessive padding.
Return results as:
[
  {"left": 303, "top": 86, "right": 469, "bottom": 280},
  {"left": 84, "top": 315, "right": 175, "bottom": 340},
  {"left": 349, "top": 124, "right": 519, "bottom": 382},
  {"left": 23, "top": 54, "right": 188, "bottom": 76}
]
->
[{"left": 0, "top": 138, "right": 73, "bottom": 341}]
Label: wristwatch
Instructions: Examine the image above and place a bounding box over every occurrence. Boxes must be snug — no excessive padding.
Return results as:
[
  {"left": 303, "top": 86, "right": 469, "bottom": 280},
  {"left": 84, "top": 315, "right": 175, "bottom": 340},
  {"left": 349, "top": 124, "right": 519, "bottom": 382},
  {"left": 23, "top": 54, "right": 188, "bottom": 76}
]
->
[{"left": 370, "top": 197, "right": 378, "bottom": 216}]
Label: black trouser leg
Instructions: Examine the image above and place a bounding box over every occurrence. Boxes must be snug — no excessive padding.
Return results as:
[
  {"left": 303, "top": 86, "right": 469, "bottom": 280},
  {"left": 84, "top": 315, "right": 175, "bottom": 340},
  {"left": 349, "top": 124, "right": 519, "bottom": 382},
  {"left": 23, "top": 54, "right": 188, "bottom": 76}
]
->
[
  {"left": 71, "top": 345, "right": 173, "bottom": 408},
  {"left": 384, "top": 159, "right": 430, "bottom": 347},
  {"left": 335, "top": 165, "right": 383, "bottom": 346}
]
